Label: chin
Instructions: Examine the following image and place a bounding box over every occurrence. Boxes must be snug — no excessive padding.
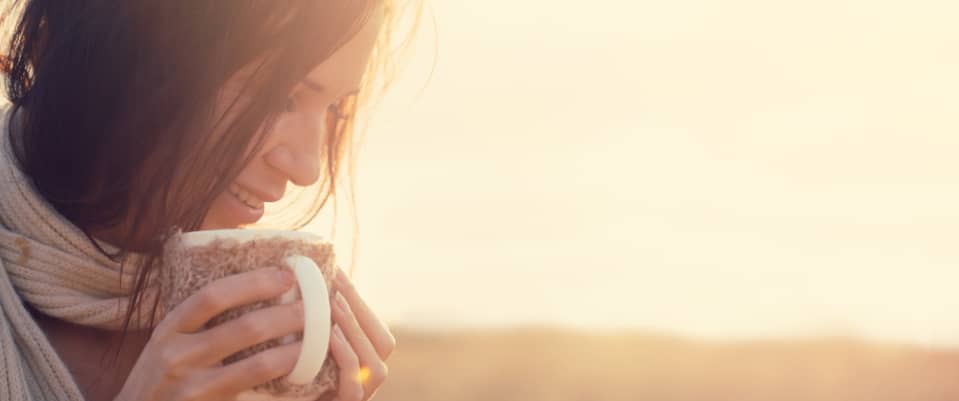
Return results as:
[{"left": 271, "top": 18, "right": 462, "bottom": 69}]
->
[{"left": 199, "top": 198, "right": 238, "bottom": 230}]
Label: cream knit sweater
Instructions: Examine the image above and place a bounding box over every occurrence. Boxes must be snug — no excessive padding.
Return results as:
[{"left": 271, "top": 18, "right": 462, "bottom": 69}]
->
[{"left": 0, "top": 102, "right": 159, "bottom": 401}]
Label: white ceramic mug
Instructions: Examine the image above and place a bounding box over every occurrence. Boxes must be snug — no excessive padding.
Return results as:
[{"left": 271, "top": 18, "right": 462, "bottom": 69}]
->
[{"left": 163, "top": 229, "right": 339, "bottom": 401}]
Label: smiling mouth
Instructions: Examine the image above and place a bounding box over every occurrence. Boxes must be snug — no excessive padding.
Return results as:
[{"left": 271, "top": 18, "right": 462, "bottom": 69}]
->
[{"left": 228, "top": 183, "right": 265, "bottom": 210}]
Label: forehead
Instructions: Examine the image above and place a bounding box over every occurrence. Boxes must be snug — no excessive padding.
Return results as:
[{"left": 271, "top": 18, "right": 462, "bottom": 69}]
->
[{"left": 302, "top": 6, "right": 384, "bottom": 99}]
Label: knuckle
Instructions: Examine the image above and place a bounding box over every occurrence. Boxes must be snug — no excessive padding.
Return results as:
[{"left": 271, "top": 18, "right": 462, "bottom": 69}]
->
[
  {"left": 381, "top": 333, "right": 397, "bottom": 356},
  {"left": 370, "top": 361, "right": 389, "bottom": 383},
  {"left": 158, "top": 346, "right": 187, "bottom": 374},
  {"left": 249, "top": 355, "right": 281, "bottom": 377},
  {"left": 352, "top": 384, "right": 366, "bottom": 401},
  {"left": 256, "top": 271, "right": 283, "bottom": 292},
  {"left": 287, "top": 303, "right": 305, "bottom": 324},
  {"left": 344, "top": 383, "right": 365, "bottom": 401},
  {"left": 173, "top": 384, "right": 207, "bottom": 401},
  {"left": 237, "top": 317, "right": 268, "bottom": 337},
  {"left": 343, "top": 350, "right": 360, "bottom": 367},
  {"left": 152, "top": 319, "right": 179, "bottom": 341},
  {"left": 194, "top": 291, "right": 227, "bottom": 315}
]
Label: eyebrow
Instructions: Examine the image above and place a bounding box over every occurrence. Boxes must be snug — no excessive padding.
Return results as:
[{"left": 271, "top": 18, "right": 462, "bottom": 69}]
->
[{"left": 301, "top": 78, "right": 326, "bottom": 93}]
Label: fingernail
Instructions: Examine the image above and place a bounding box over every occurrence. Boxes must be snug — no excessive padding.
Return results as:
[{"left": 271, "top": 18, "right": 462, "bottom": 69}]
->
[
  {"left": 333, "top": 326, "right": 346, "bottom": 341},
  {"left": 276, "top": 270, "right": 294, "bottom": 286}
]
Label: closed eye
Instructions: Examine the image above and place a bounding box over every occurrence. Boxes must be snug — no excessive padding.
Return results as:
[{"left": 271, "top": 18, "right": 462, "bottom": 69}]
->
[{"left": 284, "top": 82, "right": 359, "bottom": 119}]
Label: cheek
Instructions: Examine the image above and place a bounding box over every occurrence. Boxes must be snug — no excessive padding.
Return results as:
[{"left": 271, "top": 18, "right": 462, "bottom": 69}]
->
[
  {"left": 200, "top": 192, "right": 235, "bottom": 230},
  {"left": 238, "top": 116, "right": 287, "bottom": 165}
]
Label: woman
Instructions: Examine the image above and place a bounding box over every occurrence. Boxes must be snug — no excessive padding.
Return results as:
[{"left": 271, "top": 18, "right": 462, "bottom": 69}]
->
[{"left": 0, "top": 1, "right": 414, "bottom": 400}]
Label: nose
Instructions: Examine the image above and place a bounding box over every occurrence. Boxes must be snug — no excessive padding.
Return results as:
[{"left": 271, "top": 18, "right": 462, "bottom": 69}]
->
[{"left": 263, "top": 111, "right": 325, "bottom": 187}]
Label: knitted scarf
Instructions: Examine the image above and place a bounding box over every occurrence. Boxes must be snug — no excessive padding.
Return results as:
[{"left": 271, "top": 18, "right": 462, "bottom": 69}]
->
[{"left": 0, "top": 102, "right": 159, "bottom": 401}]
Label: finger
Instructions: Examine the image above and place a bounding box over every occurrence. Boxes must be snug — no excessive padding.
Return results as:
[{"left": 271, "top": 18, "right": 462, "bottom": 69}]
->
[
  {"left": 167, "top": 268, "right": 295, "bottom": 333},
  {"left": 184, "top": 341, "right": 301, "bottom": 401},
  {"left": 334, "top": 269, "right": 396, "bottom": 359},
  {"left": 332, "top": 293, "right": 388, "bottom": 390},
  {"left": 190, "top": 300, "right": 304, "bottom": 367},
  {"left": 211, "top": 341, "right": 301, "bottom": 396},
  {"left": 330, "top": 326, "right": 365, "bottom": 401}
]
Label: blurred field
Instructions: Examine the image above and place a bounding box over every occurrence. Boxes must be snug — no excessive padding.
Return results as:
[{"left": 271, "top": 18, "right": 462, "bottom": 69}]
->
[{"left": 375, "top": 326, "right": 959, "bottom": 401}]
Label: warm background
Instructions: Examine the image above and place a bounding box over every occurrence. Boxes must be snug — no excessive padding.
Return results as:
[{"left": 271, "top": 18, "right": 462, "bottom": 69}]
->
[{"left": 281, "top": 0, "right": 959, "bottom": 399}]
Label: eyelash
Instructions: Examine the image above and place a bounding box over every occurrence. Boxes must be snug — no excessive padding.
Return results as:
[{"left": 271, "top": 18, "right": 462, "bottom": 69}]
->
[{"left": 284, "top": 94, "right": 350, "bottom": 122}]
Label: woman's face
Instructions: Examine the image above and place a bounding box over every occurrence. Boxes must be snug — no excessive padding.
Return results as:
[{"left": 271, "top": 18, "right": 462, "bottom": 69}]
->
[{"left": 200, "top": 9, "right": 382, "bottom": 230}]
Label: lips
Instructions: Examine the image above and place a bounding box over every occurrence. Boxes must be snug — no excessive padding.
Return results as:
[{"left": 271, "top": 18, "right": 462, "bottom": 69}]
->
[{"left": 228, "top": 183, "right": 266, "bottom": 210}]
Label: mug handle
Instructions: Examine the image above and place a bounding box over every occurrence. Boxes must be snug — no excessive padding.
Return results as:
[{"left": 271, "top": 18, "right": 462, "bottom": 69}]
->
[{"left": 284, "top": 255, "right": 332, "bottom": 385}]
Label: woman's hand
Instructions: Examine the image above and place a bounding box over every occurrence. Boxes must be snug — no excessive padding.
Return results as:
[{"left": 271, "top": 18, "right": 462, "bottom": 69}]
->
[
  {"left": 325, "top": 268, "right": 397, "bottom": 401},
  {"left": 113, "top": 268, "right": 306, "bottom": 401}
]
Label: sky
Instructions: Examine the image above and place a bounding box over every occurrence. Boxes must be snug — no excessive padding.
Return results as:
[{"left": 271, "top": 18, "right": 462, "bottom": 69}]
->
[{"left": 275, "top": 0, "right": 959, "bottom": 347}]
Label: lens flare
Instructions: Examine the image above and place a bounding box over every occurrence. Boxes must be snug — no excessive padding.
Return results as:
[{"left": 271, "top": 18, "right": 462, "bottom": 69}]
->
[{"left": 356, "top": 366, "right": 371, "bottom": 384}]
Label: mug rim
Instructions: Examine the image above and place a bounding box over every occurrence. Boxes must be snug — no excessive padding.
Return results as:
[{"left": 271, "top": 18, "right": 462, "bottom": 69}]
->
[{"left": 178, "top": 228, "right": 325, "bottom": 248}]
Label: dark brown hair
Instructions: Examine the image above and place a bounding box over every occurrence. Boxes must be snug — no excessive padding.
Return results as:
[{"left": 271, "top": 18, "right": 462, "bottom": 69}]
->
[{"left": 0, "top": 0, "right": 420, "bottom": 361}]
